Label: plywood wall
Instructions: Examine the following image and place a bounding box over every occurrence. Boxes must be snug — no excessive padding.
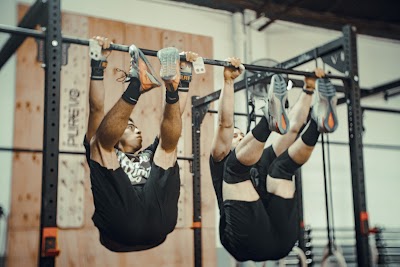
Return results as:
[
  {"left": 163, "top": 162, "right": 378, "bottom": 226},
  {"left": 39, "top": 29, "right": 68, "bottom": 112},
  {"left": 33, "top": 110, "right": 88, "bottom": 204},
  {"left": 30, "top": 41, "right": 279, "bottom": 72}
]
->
[{"left": 7, "top": 5, "right": 215, "bottom": 267}]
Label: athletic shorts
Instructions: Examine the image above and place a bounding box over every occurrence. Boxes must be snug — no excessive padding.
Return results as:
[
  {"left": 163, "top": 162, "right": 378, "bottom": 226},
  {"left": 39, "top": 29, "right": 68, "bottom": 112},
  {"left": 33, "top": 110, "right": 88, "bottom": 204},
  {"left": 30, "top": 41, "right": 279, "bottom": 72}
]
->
[
  {"left": 89, "top": 159, "right": 180, "bottom": 252},
  {"left": 219, "top": 147, "right": 299, "bottom": 261}
]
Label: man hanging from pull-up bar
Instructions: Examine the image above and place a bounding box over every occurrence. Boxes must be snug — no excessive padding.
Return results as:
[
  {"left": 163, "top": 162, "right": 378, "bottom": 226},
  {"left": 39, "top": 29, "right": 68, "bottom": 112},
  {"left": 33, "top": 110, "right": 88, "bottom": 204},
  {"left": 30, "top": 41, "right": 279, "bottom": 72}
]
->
[
  {"left": 83, "top": 36, "right": 198, "bottom": 252},
  {"left": 210, "top": 57, "right": 338, "bottom": 261}
]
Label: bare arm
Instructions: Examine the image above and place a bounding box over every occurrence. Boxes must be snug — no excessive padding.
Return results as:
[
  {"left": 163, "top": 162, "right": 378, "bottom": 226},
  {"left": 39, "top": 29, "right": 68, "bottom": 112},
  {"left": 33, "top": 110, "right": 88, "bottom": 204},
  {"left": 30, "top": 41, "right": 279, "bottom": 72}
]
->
[
  {"left": 86, "top": 80, "right": 105, "bottom": 142},
  {"left": 211, "top": 58, "right": 244, "bottom": 161},
  {"left": 85, "top": 36, "right": 111, "bottom": 142}
]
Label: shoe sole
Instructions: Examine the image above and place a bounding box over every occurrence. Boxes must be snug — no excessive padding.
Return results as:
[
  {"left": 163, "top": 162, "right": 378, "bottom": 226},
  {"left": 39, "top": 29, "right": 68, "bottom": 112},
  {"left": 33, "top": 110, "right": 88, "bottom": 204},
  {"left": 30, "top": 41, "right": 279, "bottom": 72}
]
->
[
  {"left": 315, "top": 78, "right": 338, "bottom": 133},
  {"left": 157, "top": 47, "right": 180, "bottom": 81},
  {"left": 127, "top": 45, "right": 161, "bottom": 92},
  {"left": 138, "top": 49, "right": 161, "bottom": 88},
  {"left": 268, "top": 74, "right": 290, "bottom": 134},
  {"left": 127, "top": 45, "right": 140, "bottom": 81}
]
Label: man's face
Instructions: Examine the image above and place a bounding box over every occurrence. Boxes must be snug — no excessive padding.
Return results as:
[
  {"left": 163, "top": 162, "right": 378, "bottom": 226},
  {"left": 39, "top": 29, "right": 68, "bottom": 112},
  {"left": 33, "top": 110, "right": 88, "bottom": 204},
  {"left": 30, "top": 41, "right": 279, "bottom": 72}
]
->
[
  {"left": 119, "top": 120, "right": 142, "bottom": 153},
  {"left": 231, "top": 127, "right": 244, "bottom": 149}
]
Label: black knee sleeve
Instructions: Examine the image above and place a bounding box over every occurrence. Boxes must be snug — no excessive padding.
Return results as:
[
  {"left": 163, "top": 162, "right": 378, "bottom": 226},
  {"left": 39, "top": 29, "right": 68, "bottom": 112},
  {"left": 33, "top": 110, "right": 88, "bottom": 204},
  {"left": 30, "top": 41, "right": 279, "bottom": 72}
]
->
[
  {"left": 224, "top": 150, "right": 252, "bottom": 184},
  {"left": 268, "top": 150, "right": 301, "bottom": 180},
  {"left": 301, "top": 119, "right": 320, "bottom": 146},
  {"left": 251, "top": 117, "right": 271, "bottom": 142}
]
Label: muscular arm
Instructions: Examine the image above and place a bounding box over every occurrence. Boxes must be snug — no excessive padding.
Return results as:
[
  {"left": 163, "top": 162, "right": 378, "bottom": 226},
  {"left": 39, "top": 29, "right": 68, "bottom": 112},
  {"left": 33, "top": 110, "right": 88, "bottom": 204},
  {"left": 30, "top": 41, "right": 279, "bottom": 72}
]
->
[
  {"left": 84, "top": 36, "right": 111, "bottom": 143},
  {"left": 86, "top": 80, "right": 105, "bottom": 142},
  {"left": 211, "top": 58, "right": 244, "bottom": 161}
]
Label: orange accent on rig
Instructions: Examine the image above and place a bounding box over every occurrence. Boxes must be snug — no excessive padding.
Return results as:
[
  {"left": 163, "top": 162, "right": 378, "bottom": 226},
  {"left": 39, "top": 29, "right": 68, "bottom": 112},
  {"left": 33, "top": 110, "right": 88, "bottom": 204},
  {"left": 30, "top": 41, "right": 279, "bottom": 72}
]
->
[
  {"left": 41, "top": 227, "right": 60, "bottom": 257},
  {"left": 191, "top": 222, "right": 202, "bottom": 229},
  {"left": 360, "top": 212, "right": 369, "bottom": 235}
]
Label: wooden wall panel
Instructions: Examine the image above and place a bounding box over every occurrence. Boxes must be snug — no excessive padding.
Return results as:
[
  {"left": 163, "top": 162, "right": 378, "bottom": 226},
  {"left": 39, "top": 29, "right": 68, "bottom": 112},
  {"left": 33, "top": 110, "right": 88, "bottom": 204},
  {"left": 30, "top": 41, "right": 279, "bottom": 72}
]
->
[
  {"left": 9, "top": 5, "right": 216, "bottom": 267},
  {"left": 13, "top": 5, "right": 44, "bottom": 150},
  {"left": 124, "top": 24, "right": 164, "bottom": 147},
  {"left": 7, "top": 230, "right": 40, "bottom": 266},
  {"left": 7, "top": 5, "right": 44, "bottom": 267},
  {"left": 8, "top": 152, "right": 41, "bottom": 231},
  {"left": 59, "top": 14, "right": 89, "bottom": 153},
  {"left": 89, "top": 17, "right": 126, "bottom": 112},
  {"left": 57, "top": 14, "right": 88, "bottom": 230}
]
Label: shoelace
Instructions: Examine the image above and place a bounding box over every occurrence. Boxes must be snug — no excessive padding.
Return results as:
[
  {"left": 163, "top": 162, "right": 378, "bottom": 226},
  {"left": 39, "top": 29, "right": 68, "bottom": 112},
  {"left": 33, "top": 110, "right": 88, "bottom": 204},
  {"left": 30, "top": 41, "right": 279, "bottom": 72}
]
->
[{"left": 115, "top": 68, "right": 129, "bottom": 82}]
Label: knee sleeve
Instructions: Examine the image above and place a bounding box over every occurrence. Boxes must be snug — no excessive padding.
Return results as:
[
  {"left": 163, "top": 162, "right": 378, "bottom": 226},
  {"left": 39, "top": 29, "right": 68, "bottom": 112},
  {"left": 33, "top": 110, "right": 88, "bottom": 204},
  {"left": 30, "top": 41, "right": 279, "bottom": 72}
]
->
[
  {"left": 224, "top": 150, "right": 253, "bottom": 184},
  {"left": 268, "top": 150, "right": 301, "bottom": 180}
]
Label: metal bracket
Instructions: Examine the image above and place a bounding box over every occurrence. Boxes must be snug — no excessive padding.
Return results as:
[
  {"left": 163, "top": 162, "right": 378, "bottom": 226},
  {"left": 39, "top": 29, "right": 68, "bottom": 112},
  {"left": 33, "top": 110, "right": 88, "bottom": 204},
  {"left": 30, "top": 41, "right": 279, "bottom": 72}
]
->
[
  {"left": 36, "top": 38, "right": 70, "bottom": 66},
  {"left": 321, "top": 50, "right": 346, "bottom": 73},
  {"left": 192, "top": 98, "right": 210, "bottom": 128}
]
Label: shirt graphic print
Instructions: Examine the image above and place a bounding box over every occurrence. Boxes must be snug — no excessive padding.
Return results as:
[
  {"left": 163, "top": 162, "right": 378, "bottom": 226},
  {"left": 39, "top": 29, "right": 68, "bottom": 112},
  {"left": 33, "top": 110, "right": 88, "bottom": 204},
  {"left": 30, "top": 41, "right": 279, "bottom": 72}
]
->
[{"left": 115, "top": 149, "right": 153, "bottom": 185}]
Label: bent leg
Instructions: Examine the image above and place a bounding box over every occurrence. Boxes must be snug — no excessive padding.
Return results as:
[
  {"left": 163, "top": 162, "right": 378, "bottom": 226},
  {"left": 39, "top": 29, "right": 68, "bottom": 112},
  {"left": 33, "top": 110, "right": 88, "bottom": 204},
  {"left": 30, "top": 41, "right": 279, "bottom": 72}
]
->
[
  {"left": 263, "top": 193, "right": 299, "bottom": 257},
  {"left": 221, "top": 200, "right": 277, "bottom": 261},
  {"left": 222, "top": 117, "right": 273, "bottom": 202},
  {"left": 272, "top": 90, "right": 313, "bottom": 157},
  {"left": 267, "top": 119, "right": 320, "bottom": 198},
  {"left": 272, "top": 67, "right": 327, "bottom": 157},
  {"left": 222, "top": 150, "right": 259, "bottom": 202}
]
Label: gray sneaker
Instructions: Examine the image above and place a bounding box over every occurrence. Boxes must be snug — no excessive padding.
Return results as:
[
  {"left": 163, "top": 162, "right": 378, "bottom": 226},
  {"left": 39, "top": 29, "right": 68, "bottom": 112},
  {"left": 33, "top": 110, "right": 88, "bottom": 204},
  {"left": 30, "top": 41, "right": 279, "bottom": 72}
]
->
[
  {"left": 126, "top": 44, "right": 161, "bottom": 93},
  {"left": 262, "top": 74, "right": 290, "bottom": 134},
  {"left": 312, "top": 78, "right": 338, "bottom": 133},
  {"left": 157, "top": 47, "right": 180, "bottom": 92}
]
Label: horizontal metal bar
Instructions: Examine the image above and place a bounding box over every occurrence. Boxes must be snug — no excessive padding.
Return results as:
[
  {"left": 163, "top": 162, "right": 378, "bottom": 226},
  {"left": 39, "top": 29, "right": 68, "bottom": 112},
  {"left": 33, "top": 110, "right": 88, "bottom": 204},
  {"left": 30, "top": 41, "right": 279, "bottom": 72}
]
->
[
  {"left": 0, "top": 146, "right": 194, "bottom": 161},
  {"left": 241, "top": 65, "right": 345, "bottom": 78},
  {"left": 362, "top": 106, "right": 400, "bottom": 114},
  {"left": 338, "top": 78, "right": 400, "bottom": 105},
  {"left": 193, "top": 37, "right": 347, "bottom": 108},
  {"left": 177, "top": 156, "right": 194, "bottom": 161},
  {"left": 0, "top": 24, "right": 348, "bottom": 77},
  {"left": 318, "top": 141, "right": 400, "bottom": 151},
  {"left": 207, "top": 109, "right": 264, "bottom": 118},
  {"left": 0, "top": 24, "right": 130, "bottom": 51},
  {"left": 0, "top": 147, "right": 84, "bottom": 155},
  {"left": 312, "top": 227, "right": 356, "bottom": 232},
  {"left": 365, "top": 79, "right": 400, "bottom": 96},
  {"left": 384, "top": 89, "right": 400, "bottom": 100},
  {"left": 0, "top": 0, "right": 47, "bottom": 69}
]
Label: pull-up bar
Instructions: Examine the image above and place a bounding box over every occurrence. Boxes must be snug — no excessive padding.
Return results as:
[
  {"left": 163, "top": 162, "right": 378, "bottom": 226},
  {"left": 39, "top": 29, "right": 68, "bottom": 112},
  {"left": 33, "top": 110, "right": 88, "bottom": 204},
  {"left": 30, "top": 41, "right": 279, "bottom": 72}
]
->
[{"left": 0, "top": 23, "right": 347, "bottom": 79}]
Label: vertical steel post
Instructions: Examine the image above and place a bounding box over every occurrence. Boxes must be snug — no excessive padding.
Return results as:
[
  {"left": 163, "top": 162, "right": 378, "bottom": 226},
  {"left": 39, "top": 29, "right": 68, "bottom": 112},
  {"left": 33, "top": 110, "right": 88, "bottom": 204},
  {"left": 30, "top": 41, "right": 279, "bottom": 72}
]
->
[
  {"left": 192, "top": 96, "right": 203, "bottom": 267},
  {"left": 343, "top": 25, "right": 371, "bottom": 267},
  {"left": 191, "top": 96, "right": 210, "bottom": 267},
  {"left": 38, "top": 0, "right": 62, "bottom": 266}
]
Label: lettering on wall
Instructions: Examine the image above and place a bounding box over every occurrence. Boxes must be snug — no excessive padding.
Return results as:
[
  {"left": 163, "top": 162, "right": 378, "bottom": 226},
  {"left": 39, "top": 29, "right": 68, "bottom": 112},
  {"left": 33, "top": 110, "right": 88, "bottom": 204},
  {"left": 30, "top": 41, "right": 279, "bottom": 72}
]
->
[{"left": 60, "top": 87, "right": 86, "bottom": 152}]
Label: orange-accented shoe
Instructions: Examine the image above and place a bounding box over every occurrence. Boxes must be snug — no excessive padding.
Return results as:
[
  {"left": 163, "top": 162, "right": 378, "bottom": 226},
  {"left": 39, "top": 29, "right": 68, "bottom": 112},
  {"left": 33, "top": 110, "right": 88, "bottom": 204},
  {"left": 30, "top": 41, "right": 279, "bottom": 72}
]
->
[
  {"left": 262, "top": 74, "right": 290, "bottom": 134},
  {"left": 126, "top": 44, "right": 161, "bottom": 93},
  {"left": 312, "top": 78, "right": 338, "bottom": 133},
  {"left": 157, "top": 47, "right": 180, "bottom": 92}
]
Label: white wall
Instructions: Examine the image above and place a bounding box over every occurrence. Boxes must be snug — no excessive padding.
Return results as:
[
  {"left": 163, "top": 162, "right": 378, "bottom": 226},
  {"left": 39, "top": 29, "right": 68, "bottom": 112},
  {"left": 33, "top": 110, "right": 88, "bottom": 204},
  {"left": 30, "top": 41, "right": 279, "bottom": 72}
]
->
[
  {"left": 1, "top": 0, "right": 400, "bottom": 260},
  {"left": 0, "top": 0, "right": 17, "bottom": 257}
]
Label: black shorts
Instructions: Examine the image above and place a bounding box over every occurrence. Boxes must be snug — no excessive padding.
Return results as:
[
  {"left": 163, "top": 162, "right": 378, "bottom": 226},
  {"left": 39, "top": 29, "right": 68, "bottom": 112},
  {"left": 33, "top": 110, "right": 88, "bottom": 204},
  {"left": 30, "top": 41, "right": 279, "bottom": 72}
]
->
[
  {"left": 219, "top": 147, "right": 299, "bottom": 261},
  {"left": 89, "top": 159, "right": 180, "bottom": 251},
  {"left": 253, "top": 145, "right": 277, "bottom": 201}
]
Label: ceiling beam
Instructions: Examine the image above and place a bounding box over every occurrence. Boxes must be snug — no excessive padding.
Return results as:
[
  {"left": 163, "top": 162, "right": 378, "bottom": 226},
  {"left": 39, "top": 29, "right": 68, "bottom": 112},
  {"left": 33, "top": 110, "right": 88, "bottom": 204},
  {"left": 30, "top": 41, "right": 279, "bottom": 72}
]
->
[{"left": 259, "top": 2, "right": 400, "bottom": 40}]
